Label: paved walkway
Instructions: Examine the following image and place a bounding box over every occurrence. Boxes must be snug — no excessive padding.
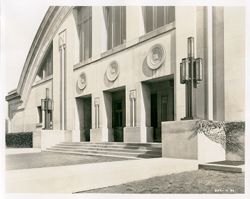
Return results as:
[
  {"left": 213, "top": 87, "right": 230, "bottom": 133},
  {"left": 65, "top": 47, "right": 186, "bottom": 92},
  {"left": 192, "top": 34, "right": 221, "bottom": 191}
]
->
[
  {"left": 6, "top": 157, "right": 198, "bottom": 193},
  {"left": 6, "top": 148, "right": 41, "bottom": 155},
  {"left": 6, "top": 151, "right": 128, "bottom": 170}
]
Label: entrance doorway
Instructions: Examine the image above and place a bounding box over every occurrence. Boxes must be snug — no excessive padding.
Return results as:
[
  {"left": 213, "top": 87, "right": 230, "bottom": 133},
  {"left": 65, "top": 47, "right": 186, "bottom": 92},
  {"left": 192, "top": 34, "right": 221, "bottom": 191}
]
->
[
  {"left": 104, "top": 88, "right": 126, "bottom": 142},
  {"left": 76, "top": 96, "right": 92, "bottom": 142},
  {"left": 142, "top": 78, "right": 174, "bottom": 142},
  {"left": 112, "top": 90, "right": 125, "bottom": 142}
]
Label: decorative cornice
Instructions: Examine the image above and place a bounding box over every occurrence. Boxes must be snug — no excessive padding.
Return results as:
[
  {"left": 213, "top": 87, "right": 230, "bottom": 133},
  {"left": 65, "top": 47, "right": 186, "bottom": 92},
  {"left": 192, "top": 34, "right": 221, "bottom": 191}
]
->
[
  {"left": 5, "top": 90, "right": 21, "bottom": 101},
  {"left": 32, "top": 75, "right": 53, "bottom": 88}
]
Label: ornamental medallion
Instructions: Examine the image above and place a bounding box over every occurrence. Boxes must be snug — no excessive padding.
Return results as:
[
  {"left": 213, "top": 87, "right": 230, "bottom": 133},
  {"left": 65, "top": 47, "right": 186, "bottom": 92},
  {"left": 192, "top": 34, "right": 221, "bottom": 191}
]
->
[
  {"left": 77, "top": 72, "right": 87, "bottom": 90},
  {"left": 106, "top": 60, "right": 120, "bottom": 81},
  {"left": 146, "top": 44, "right": 166, "bottom": 70}
]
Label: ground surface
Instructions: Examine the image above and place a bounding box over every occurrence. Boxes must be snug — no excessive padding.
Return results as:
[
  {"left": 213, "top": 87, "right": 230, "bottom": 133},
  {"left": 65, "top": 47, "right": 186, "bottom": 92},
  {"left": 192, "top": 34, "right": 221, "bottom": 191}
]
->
[
  {"left": 83, "top": 170, "right": 244, "bottom": 194},
  {"left": 6, "top": 151, "right": 128, "bottom": 170}
]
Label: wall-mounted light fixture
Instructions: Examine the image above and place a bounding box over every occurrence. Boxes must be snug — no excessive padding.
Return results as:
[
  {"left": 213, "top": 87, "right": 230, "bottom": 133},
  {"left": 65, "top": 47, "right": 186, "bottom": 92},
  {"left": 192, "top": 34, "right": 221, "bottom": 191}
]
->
[{"left": 41, "top": 88, "right": 53, "bottom": 129}]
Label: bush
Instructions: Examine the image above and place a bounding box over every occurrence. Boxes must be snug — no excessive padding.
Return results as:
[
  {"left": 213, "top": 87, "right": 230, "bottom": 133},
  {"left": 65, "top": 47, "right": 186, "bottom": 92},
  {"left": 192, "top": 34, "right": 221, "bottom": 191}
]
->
[
  {"left": 6, "top": 132, "right": 33, "bottom": 148},
  {"left": 194, "top": 120, "right": 245, "bottom": 152}
]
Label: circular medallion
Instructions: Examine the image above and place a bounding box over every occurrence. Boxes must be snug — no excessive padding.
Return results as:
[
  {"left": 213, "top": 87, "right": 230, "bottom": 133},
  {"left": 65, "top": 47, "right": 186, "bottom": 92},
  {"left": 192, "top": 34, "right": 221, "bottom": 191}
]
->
[
  {"left": 77, "top": 72, "right": 87, "bottom": 90},
  {"left": 106, "top": 61, "right": 120, "bottom": 81},
  {"left": 146, "top": 44, "right": 166, "bottom": 70}
]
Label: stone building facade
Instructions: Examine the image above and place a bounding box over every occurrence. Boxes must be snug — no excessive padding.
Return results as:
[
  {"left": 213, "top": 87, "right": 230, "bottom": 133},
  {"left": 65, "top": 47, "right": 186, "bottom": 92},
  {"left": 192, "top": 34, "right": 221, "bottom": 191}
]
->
[{"left": 6, "top": 6, "right": 245, "bottom": 144}]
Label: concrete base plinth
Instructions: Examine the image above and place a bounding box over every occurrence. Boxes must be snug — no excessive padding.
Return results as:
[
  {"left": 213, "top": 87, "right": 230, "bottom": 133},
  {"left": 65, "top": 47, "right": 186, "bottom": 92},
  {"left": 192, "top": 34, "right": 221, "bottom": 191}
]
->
[
  {"left": 33, "top": 130, "right": 71, "bottom": 150},
  {"left": 124, "top": 127, "right": 140, "bottom": 142},
  {"left": 162, "top": 120, "right": 225, "bottom": 163},
  {"left": 90, "top": 128, "right": 114, "bottom": 142},
  {"left": 123, "top": 126, "right": 154, "bottom": 143},
  {"left": 90, "top": 128, "right": 102, "bottom": 142},
  {"left": 71, "top": 130, "right": 80, "bottom": 142}
]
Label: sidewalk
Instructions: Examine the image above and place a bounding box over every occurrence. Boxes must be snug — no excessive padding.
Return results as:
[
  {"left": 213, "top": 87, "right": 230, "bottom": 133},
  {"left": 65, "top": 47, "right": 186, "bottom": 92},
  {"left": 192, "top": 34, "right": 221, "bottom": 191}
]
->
[
  {"left": 6, "top": 148, "right": 41, "bottom": 155},
  {"left": 6, "top": 157, "right": 198, "bottom": 193}
]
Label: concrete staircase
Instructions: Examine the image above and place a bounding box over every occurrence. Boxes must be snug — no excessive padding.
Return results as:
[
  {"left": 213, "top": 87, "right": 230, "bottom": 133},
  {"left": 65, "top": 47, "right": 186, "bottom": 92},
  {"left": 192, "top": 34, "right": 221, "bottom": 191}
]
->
[{"left": 45, "top": 142, "right": 162, "bottom": 159}]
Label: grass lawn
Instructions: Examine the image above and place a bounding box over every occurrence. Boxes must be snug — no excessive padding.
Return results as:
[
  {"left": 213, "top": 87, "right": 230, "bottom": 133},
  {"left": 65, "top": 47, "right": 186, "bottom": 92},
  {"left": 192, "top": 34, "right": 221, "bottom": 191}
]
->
[{"left": 83, "top": 170, "right": 244, "bottom": 194}]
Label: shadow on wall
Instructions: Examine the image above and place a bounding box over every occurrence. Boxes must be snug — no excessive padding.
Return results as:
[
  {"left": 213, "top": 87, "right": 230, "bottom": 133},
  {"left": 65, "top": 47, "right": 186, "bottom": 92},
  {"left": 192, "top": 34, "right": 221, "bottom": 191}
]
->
[
  {"left": 76, "top": 81, "right": 82, "bottom": 95},
  {"left": 104, "top": 71, "right": 114, "bottom": 88},
  {"left": 142, "top": 58, "right": 153, "bottom": 77}
]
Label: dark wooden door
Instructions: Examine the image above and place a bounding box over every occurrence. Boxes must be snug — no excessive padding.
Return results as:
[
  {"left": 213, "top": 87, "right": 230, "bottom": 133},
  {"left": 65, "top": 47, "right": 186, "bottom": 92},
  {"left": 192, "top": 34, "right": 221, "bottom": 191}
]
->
[
  {"left": 112, "top": 100, "right": 124, "bottom": 142},
  {"left": 82, "top": 97, "right": 91, "bottom": 141}
]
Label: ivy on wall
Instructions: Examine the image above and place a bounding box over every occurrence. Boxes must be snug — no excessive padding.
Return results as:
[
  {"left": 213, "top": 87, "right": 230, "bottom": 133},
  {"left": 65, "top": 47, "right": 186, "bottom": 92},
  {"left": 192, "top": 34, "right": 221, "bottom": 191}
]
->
[
  {"left": 194, "top": 120, "right": 245, "bottom": 153},
  {"left": 224, "top": 122, "right": 245, "bottom": 153},
  {"left": 194, "top": 120, "right": 226, "bottom": 149}
]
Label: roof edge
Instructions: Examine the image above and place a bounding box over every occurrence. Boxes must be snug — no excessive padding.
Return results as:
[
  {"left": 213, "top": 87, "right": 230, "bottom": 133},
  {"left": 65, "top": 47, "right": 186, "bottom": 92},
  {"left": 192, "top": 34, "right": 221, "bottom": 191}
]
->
[{"left": 16, "top": 6, "right": 59, "bottom": 95}]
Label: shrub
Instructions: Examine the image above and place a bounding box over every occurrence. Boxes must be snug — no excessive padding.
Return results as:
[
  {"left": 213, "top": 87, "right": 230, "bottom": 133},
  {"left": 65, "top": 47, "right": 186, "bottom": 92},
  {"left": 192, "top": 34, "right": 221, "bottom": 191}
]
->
[{"left": 6, "top": 132, "right": 33, "bottom": 148}]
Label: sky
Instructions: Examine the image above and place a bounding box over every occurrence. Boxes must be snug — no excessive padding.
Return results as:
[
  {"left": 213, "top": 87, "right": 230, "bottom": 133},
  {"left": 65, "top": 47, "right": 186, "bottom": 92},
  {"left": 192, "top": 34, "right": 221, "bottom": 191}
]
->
[
  {"left": 2, "top": 0, "right": 248, "bottom": 93},
  {"left": 3, "top": 0, "right": 49, "bottom": 92}
]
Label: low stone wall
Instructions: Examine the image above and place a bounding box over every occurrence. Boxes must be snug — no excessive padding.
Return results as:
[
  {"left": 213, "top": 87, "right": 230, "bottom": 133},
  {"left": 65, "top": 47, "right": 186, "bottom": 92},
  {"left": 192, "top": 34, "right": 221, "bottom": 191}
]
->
[{"left": 162, "top": 120, "right": 245, "bottom": 163}]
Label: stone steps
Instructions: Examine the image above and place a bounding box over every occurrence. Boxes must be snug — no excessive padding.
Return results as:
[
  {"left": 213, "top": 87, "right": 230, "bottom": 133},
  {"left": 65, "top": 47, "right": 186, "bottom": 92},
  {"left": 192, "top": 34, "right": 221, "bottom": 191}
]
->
[
  {"left": 54, "top": 143, "right": 161, "bottom": 151},
  {"left": 45, "top": 142, "right": 162, "bottom": 159},
  {"left": 199, "top": 163, "right": 244, "bottom": 173},
  {"left": 60, "top": 142, "right": 162, "bottom": 148}
]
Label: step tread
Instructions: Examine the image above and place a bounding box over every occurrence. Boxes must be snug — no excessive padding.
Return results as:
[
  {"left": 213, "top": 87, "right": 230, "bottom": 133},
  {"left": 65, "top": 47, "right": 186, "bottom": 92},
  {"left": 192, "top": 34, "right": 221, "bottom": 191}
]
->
[
  {"left": 199, "top": 163, "right": 244, "bottom": 173},
  {"left": 45, "top": 149, "right": 161, "bottom": 159},
  {"left": 52, "top": 145, "right": 161, "bottom": 152},
  {"left": 61, "top": 142, "right": 162, "bottom": 147},
  {"left": 48, "top": 147, "right": 161, "bottom": 156},
  {"left": 56, "top": 144, "right": 161, "bottom": 150},
  {"left": 45, "top": 149, "right": 141, "bottom": 160},
  {"left": 57, "top": 143, "right": 161, "bottom": 147}
]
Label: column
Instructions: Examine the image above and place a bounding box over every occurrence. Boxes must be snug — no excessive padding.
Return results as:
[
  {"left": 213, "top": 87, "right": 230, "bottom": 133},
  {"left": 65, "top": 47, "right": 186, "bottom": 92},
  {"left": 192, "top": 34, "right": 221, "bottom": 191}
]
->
[
  {"left": 94, "top": 97, "right": 100, "bottom": 128},
  {"left": 59, "top": 30, "right": 66, "bottom": 130},
  {"left": 130, "top": 90, "right": 136, "bottom": 127},
  {"left": 124, "top": 89, "right": 141, "bottom": 143},
  {"left": 207, "top": 6, "right": 214, "bottom": 120}
]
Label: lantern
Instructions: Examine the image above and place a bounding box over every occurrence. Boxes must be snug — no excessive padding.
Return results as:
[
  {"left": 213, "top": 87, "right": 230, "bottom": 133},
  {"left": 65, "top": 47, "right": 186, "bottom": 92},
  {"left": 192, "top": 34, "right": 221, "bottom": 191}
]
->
[
  {"left": 41, "top": 99, "right": 47, "bottom": 111},
  {"left": 47, "top": 99, "right": 54, "bottom": 110},
  {"left": 195, "top": 58, "right": 203, "bottom": 82},
  {"left": 180, "top": 58, "right": 190, "bottom": 84}
]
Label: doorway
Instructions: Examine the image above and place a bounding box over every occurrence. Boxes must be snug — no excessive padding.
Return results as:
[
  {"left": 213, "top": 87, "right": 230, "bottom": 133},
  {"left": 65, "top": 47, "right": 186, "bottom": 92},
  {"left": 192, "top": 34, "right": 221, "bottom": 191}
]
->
[
  {"left": 112, "top": 90, "right": 125, "bottom": 142},
  {"left": 76, "top": 96, "right": 92, "bottom": 142},
  {"left": 142, "top": 78, "right": 174, "bottom": 142},
  {"left": 104, "top": 88, "right": 126, "bottom": 142}
]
